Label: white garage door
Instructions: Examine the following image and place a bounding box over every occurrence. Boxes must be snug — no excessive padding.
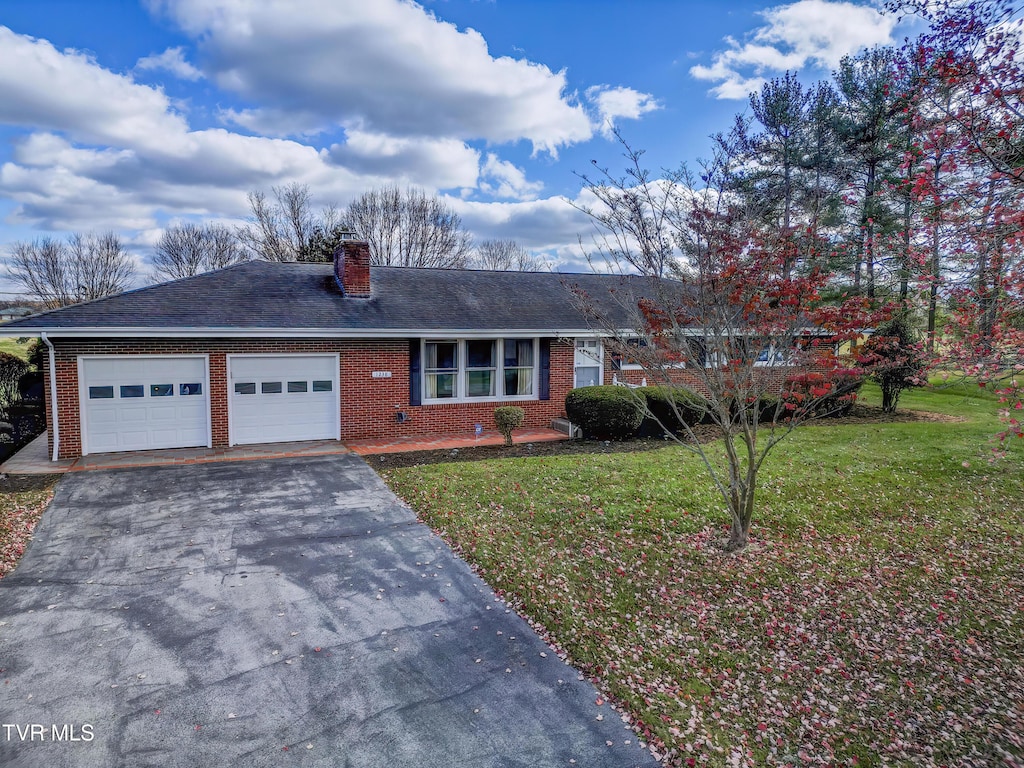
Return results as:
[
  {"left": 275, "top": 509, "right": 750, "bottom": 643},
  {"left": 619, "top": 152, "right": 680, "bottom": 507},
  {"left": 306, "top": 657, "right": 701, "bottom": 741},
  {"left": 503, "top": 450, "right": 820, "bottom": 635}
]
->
[
  {"left": 228, "top": 354, "right": 339, "bottom": 445},
  {"left": 80, "top": 356, "right": 210, "bottom": 455}
]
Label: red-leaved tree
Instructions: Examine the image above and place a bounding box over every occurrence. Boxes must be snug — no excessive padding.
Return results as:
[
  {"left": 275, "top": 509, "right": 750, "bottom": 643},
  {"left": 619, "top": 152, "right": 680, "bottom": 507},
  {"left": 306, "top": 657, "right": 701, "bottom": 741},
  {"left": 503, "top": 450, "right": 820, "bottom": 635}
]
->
[
  {"left": 573, "top": 139, "right": 882, "bottom": 550},
  {"left": 892, "top": 0, "right": 1024, "bottom": 450}
]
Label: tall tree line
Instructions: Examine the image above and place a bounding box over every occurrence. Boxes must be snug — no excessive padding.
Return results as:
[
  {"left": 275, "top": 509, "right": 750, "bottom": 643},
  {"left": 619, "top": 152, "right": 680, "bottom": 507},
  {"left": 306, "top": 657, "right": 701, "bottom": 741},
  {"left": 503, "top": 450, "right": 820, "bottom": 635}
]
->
[{"left": 720, "top": 7, "right": 1022, "bottom": 358}]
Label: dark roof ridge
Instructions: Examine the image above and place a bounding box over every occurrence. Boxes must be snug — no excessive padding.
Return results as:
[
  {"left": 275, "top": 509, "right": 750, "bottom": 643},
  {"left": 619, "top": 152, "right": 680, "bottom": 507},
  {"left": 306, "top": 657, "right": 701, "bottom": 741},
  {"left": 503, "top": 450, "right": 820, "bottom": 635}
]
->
[
  {"left": 1, "top": 259, "right": 658, "bottom": 333},
  {"left": 364, "top": 264, "right": 641, "bottom": 279},
  {"left": 12, "top": 259, "right": 261, "bottom": 323}
]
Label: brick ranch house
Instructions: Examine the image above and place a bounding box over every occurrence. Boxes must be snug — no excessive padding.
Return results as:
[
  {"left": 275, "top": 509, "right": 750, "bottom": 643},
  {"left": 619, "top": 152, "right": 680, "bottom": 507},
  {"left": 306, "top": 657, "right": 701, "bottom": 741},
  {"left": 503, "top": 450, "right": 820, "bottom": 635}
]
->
[{"left": 4, "top": 241, "right": 669, "bottom": 462}]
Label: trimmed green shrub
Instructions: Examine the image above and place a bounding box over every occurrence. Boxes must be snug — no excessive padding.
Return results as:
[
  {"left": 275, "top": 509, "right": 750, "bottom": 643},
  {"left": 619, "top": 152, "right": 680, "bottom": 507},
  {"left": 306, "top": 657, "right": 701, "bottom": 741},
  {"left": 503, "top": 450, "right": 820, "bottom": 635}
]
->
[
  {"left": 0, "top": 352, "right": 29, "bottom": 416},
  {"left": 494, "top": 406, "right": 525, "bottom": 446},
  {"left": 27, "top": 339, "right": 47, "bottom": 372},
  {"left": 18, "top": 370, "right": 43, "bottom": 402},
  {"left": 6, "top": 400, "right": 44, "bottom": 447},
  {"left": 565, "top": 386, "right": 644, "bottom": 440},
  {"left": 638, "top": 386, "right": 708, "bottom": 436}
]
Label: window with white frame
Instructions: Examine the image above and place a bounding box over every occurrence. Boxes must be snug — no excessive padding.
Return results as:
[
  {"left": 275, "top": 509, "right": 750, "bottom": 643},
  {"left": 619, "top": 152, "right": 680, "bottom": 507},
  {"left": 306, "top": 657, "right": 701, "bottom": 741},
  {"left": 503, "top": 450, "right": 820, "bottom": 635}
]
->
[
  {"left": 755, "top": 344, "right": 790, "bottom": 366},
  {"left": 466, "top": 340, "right": 497, "bottom": 397},
  {"left": 574, "top": 338, "right": 601, "bottom": 388},
  {"left": 424, "top": 341, "right": 458, "bottom": 399},
  {"left": 423, "top": 339, "right": 536, "bottom": 401},
  {"left": 504, "top": 338, "right": 535, "bottom": 396},
  {"left": 618, "top": 337, "right": 648, "bottom": 369}
]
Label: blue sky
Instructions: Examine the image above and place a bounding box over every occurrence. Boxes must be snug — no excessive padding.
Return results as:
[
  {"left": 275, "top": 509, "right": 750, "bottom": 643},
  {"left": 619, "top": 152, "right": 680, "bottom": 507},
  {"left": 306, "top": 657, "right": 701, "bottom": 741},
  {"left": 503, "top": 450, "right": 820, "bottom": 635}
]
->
[{"left": 0, "top": 0, "right": 916, "bottom": 290}]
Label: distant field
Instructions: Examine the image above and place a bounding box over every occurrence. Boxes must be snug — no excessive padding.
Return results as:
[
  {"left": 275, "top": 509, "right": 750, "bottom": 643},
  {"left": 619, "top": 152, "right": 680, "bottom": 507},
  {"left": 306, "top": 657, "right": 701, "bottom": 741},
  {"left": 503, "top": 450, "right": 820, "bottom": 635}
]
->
[{"left": 0, "top": 336, "right": 32, "bottom": 361}]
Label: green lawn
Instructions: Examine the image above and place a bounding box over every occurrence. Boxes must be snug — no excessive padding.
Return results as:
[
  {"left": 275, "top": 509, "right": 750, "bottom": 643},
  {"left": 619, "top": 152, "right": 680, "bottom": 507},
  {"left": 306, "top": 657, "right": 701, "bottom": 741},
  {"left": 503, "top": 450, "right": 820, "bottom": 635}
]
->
[
  {"left": 381, "top": 384, "right": 1023, "bottom": 767},
  {"left": 0, "top": 335, "right": 33, "bottom": 360}
]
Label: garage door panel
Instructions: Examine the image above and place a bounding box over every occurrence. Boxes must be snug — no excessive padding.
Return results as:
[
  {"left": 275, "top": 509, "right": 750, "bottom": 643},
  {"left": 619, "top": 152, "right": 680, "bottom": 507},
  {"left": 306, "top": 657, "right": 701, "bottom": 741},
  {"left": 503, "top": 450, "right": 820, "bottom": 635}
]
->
[
  {"left": 149, "top": 406, "right": 178, "bottom": 421},
  {"left": 89, "top": 408, "right": 118, "bottom": 426},
  {"left": 119, "top": 431, "right": 151, "bottom": 449},
  {"left": 120, "top": 409, "right": 151, "bottom": 425},
  {"left": 178, "top": 403, "right": 206, "bottom": 420},
  {"left": 81, "top": 357, "right": 210, "bottom": 455},
  {"left": 151, "top": 428, "right": 182, "bottom": 442},
  {"left": 88, "top": 434, "right": 119, "bottom": 452},
  {"left": 229, "top": 355, "right": 339, "bottom": 446}
]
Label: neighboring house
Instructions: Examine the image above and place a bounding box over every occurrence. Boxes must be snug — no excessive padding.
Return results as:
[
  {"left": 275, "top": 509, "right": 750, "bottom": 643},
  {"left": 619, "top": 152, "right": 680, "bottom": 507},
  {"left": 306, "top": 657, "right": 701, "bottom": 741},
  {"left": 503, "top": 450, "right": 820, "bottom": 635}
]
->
[
  {"left": 0, "top": 306, "right": 35, "bottom": 323},
  {"left": 3, "top": 241, "right": 657, "bottom": 461}
]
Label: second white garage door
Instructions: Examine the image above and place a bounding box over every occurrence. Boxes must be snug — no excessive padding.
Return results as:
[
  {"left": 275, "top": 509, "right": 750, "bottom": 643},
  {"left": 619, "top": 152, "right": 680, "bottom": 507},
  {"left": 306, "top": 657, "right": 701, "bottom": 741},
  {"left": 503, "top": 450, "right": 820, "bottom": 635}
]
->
[{"left": 228, "top": 354, "right": 340, "bottom": 445}]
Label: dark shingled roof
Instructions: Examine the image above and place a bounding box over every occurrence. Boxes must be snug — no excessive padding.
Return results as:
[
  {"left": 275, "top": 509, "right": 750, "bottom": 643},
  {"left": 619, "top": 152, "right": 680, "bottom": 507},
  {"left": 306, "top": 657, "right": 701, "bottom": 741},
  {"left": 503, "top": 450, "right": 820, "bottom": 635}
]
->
[{"left": 3, "top": 261, "right": 655, "bottom": 334}]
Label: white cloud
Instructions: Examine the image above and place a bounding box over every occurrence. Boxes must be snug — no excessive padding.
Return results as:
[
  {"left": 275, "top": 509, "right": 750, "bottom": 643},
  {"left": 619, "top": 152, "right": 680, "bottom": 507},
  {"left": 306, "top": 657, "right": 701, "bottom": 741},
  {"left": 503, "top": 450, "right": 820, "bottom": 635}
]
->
[
  {"left": 147, "top": 0, "right": 595, "bottom": 153},
  {"left": 327, "top": 130, "right": 481, "bottom": 190},
  {"left": 452, "top": 195, "right": 591, "bottom": 252},
  {"left": 586, "top": 86, "right": 661, "bottom": 137},
  {"left": 0, "top": 12, "right": 659, "bottom": 268},
  {"left": 0, "top": 26, "right": 191, "bottom": 153},
  {"left": 478, "top": 154, "right": 544, "bottom": 201},
  {"left": 0, "top": 161, "right": 162, "bottom": 232},
  {"left": 690, "top": 0, "right": 898, "bottom": 99},
  {"left": 0, "top": 27, "right": 483, "bottom": 230},
  {"left": 135, "top": 46, "right": 204, "bottom": 81}
]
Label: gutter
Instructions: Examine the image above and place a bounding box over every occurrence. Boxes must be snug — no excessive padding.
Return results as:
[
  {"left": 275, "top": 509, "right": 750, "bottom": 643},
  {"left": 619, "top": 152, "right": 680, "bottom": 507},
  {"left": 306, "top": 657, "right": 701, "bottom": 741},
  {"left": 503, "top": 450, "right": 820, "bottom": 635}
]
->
[
  {"left": 2, "top": 326, "right": 599, "bottom": 339},
  {"left": 2, "top": 326, "right": 632, "bottom": 340},
  {"left": 40, "top": 332, "right": 59, "bottom": 462}
]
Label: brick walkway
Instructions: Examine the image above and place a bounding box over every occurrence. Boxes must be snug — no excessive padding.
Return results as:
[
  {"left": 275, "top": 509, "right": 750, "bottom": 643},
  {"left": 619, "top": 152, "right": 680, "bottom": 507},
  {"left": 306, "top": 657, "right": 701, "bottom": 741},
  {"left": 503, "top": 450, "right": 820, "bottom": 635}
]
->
[
  {"left": 345, "top": 427, "right": 567, "bottom": 455},
  {"left": 1, "top": 428, "right": 568, "bottom": 473}
]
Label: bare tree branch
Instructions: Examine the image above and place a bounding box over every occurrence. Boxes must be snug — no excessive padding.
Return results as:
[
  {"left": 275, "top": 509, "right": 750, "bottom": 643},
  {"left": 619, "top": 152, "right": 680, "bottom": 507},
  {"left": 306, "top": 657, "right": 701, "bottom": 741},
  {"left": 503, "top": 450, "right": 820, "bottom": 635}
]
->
[
  {"left": 152, "top": 223, "right": 247, "bottom": 281},
  {"left": 237, "top": 183, "right": 351, "bottom": 263},
  {"left": 347, "top": 185, "right": 473, "bottom": 268},
  {"left": 474, "top": 239, "right": 544, "bottom": 271},
  {"left": 6, "top": 233, "right": 136, "bottom": 308}
]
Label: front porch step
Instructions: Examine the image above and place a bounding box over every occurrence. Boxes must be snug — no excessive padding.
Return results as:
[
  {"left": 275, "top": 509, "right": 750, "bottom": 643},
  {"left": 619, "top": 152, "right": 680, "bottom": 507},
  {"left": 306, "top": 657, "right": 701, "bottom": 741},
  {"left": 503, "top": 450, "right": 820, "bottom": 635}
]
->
[{"left": 550, "top": 417, "right": 582, "bottom": 439}]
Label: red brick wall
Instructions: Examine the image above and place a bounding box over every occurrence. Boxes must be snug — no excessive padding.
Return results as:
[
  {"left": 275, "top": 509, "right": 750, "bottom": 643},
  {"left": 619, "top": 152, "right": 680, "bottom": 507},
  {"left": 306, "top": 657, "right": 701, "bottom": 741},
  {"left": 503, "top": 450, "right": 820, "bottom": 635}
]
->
[
  {"left": 46, "top": 337, "right": 575, "bottom": 459},
  {"left": 344, "top": 338, "right": 575, "bottom": 442},
  {"left": 604, "top": 357, "right": 837, "bottom": 394}
]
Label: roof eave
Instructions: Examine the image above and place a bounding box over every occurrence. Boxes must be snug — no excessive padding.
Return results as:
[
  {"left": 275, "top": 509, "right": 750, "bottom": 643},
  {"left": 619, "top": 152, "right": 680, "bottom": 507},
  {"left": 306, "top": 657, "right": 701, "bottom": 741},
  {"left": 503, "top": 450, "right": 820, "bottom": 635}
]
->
[{"left": 7, "top": 326, "right": 611, "bottom": 339}]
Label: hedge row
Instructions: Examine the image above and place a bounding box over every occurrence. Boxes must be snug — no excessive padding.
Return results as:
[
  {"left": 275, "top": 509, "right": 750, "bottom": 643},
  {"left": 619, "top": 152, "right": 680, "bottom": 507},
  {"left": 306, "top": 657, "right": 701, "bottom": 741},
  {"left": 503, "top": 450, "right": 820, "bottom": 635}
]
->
[
  {"left": 565, "top": 374, "right": 865, "bottom": 440},
  {"left": 564, "top": 386, "right": 645, "bottom": 440}
]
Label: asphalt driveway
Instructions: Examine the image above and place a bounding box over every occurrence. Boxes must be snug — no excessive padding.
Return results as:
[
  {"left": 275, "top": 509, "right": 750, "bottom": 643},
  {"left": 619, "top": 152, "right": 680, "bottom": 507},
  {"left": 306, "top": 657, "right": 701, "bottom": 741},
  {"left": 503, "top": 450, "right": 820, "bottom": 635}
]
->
[{"left": 0, "top": 455, "right": 657, "bottom": 768}]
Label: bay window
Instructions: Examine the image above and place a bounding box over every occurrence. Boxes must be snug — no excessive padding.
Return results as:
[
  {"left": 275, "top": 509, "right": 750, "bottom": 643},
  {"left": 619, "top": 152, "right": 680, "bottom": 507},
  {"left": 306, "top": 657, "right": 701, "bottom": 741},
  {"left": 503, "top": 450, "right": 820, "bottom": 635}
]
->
[{"left": 423, "top": 338, "right": 536, "bottom": 401}]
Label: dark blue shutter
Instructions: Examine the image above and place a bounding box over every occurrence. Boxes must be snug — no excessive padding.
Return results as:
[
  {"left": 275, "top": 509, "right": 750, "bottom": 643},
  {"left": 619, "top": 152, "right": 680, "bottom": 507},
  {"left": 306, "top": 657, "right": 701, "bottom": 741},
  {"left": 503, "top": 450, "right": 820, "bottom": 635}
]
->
[
  {"left": 539, "top": 338, "right": 551, "bottom": 401},
  {"left": 409, "top": 339, "right": 422, "bottom": 406}
]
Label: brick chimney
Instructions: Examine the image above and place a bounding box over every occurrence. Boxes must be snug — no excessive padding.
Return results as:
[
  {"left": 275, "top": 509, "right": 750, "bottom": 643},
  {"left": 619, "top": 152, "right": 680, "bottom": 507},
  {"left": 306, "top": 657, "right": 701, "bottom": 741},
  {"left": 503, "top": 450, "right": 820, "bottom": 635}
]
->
[{"left": 334, "top": 240, "right": 371, "bottom": 298}]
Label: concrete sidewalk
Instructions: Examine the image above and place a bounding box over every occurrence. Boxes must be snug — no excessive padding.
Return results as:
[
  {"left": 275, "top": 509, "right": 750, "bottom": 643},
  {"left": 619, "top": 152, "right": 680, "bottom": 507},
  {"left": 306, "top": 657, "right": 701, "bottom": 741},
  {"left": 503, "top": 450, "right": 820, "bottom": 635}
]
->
[{"left": 0, "top": 454, "right": 656, "bottom": 768}]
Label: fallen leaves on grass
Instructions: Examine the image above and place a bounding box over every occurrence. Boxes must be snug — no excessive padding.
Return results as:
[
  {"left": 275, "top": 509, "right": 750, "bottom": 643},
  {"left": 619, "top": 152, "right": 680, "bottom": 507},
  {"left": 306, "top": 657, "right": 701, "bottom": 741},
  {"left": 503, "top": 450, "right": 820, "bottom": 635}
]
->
[
  {"left": 384, "top": 450, "right": 1024, "bottom": 768},
  {"left": 0, "top": 483, "right": 56, "bottom": 578}
]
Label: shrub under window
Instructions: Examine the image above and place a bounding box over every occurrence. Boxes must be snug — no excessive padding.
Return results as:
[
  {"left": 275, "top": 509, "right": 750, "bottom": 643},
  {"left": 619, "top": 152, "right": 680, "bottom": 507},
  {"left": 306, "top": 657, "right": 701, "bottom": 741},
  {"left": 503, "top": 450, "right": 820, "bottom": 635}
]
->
[{"left": 565, "top": 385, "right": 644, "bottom": 440}]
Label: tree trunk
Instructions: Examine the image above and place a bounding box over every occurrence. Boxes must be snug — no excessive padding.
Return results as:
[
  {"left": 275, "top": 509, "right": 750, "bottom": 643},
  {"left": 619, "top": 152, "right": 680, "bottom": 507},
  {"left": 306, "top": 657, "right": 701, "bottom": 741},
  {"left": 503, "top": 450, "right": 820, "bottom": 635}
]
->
[
  {"left": 723, "top": 434, "right": 757, "bottom": 552},
  {"left": 882, "top": 385, "right": 896, "bottom": 413},
  {"left": 900, "top": 183, "right": 911, "bottom": 303},
  {"left": 927, "top": 220, "right": 940, "bottom": 353},
  {"left": 724, "top": 516, "right": 750, "bottom": 552},
  {"left": 862, "top": 161, "right": 877, "bottom": 298},
  {"left": 926, "top": 157, "right": 943, "bottom": 353}
]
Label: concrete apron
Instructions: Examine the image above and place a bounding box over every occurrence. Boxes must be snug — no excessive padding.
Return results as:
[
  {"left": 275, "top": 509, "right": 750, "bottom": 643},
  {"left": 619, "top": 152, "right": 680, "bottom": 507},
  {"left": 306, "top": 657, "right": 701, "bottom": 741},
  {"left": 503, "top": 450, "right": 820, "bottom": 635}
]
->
[{"left": 0, "top": 455, "right": 656, "bottom": 768}]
